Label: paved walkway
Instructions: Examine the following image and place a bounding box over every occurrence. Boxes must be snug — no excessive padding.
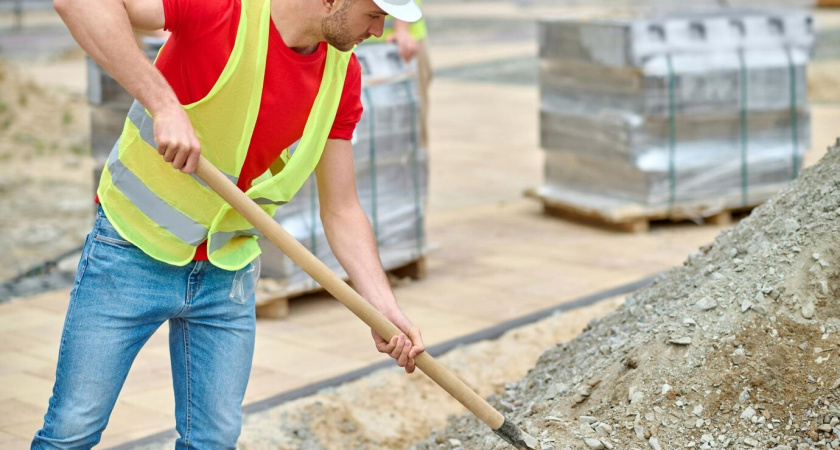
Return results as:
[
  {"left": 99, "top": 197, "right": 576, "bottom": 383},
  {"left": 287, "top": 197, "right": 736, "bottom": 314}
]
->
[{"left": 2, "top": 4, "right": 840, "bottom": 449}]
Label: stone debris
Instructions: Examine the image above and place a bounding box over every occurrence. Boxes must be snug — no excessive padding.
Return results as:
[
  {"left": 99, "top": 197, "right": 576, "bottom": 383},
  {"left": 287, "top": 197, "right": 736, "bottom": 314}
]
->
[
  {"left": 668, "top": 336, "right": 692, "bottom": 346},
  {"left": 695, "top": 297, "right": 718, "bottom": 311},
  {"left": 648, "top": 436, "right": 661, "bottom": 450},
  {"left": 583, "top": 437, "right": 604, "bottom": 449},
  {"left": 801, "top": 302, "right": 816, "bottom": 320},
  {"left": 741, "top": 406, "right": 757, "bottom": 421},
  {"left": 594, "top": 422, "right": 612, "bottom": 435},
  {"left": 692, "top": 405, "right": 703, "bottom": 417}
]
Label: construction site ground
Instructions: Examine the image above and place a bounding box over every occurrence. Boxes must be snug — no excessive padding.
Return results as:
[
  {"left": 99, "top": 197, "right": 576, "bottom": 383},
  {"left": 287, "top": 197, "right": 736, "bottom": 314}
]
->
[{"left": 1, "top": 2, "right": 840, "bottom": 449}]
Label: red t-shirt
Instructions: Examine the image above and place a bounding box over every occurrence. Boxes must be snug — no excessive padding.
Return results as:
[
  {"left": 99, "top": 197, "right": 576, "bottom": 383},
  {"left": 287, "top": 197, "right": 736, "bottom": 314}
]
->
[{"left": 103, "top": 0, "right": 363, "bottom": 260}]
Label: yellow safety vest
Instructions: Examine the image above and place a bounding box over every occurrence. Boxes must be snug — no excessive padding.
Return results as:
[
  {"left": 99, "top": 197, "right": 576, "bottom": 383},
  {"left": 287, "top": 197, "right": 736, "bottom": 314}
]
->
[{"left": 97, "top": 0, "right": 352, "bottom": 271}]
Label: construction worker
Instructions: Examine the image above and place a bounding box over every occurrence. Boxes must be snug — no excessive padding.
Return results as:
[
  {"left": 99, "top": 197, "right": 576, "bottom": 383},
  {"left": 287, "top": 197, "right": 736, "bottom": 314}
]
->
[
  {"left": 31, "top": 0, "right": 424, "bottom": 447},
  {"left": 371, "top": 8, "right": 431, "bottom": 147}
]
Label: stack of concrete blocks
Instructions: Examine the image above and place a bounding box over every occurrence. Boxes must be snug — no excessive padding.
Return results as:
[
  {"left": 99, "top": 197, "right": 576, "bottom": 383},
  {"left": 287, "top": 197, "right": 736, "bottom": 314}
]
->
[
  {"left": 258, "top": 43, "right": 428, "bottom": 296},
  {"left": 537, "top": 9, "right": 813, "bottom": 215}
]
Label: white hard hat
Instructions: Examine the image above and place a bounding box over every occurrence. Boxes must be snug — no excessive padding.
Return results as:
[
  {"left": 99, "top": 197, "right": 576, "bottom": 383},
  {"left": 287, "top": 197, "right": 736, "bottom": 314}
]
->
[{"left": 372, "top": 0, "right": 422, "bottom": 22}]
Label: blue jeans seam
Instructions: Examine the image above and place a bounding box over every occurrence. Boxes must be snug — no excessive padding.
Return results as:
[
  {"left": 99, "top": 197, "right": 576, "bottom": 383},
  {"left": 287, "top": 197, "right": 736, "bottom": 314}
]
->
[
  {"left": 49, "top": 237, "right": 95, "bottom": 412},
  {"left": 35, "top": 237, "right": 95, "bottom": 447},
  {"left": 183, "top": 321, "right": 192, "bottom": 448}
]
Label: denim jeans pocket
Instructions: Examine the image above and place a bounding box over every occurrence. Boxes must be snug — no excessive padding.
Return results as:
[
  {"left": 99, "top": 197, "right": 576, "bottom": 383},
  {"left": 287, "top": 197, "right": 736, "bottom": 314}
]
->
[
  {"left": 92, "top": 210, "right": 135, "bottom": 248},
  {"left": 230, "top": 257, "right": 260, "bottom": 304}
]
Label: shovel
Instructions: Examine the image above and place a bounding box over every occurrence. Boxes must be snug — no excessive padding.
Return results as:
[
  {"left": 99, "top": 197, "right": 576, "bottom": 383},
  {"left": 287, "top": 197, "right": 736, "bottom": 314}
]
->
[{"left": 194, "top": 155, "right": 537, "bottom": 450}]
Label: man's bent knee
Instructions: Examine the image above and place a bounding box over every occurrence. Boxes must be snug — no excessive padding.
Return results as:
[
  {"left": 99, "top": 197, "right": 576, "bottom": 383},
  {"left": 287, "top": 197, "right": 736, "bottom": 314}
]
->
[{"left": 31, "top": 408, "right": 107, "bottom": 449}]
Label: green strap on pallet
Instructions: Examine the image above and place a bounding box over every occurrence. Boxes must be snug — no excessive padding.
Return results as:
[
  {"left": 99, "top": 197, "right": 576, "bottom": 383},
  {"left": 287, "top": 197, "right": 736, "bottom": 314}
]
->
[
  {"left": 786, "top": 46, "right": 800, "bottom": 179},
  {"left": 738, "top": 49, "right": 749, "bottom": 207},
  {"left": 363, "top": 88, "right": 380, "bottom": 243},
  {"left": 402, "top": 79, "right": 424, "bottom": 256},
  {"left": 666, "top": 54, "right": 677, "bottom": 212}
]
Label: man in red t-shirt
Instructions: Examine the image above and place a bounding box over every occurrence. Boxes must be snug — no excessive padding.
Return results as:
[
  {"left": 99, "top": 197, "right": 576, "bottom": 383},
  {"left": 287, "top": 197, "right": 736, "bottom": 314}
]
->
[{"left": 32, "top": 0, "right": 424, "bottom": 447}]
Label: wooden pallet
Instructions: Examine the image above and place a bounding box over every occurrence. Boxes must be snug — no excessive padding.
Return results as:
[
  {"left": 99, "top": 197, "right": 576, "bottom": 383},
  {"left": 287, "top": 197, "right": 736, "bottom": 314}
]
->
[
  {"left": 525, "top": 188, "right": 758, "bottom": 233},
  {"left": 254, "top": 256, "right": 427, "bottom": 319}
]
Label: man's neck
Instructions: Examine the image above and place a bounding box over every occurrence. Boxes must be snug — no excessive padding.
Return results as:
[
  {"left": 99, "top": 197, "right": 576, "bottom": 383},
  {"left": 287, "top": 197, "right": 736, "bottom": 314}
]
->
[{"left": 270, "top": 0, "right": 323, "bottom": 54}]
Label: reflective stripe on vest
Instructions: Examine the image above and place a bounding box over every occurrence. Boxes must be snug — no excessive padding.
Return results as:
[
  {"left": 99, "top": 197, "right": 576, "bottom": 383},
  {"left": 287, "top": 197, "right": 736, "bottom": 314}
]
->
[
  {"left": 106, "top": 140, "right": 208, "bottom": 246},
  {"left": 208, "top": 228, "right": 263, "bottom": 255}
]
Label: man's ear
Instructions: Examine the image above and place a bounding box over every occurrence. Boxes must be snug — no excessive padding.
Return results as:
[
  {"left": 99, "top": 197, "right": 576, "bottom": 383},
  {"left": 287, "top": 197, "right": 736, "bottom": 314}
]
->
[{"left": 322, "top": 0, "right": 335, "bottom": 12}]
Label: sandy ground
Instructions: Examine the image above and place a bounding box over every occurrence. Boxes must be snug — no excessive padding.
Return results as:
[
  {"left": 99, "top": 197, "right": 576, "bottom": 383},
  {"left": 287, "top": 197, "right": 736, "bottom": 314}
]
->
[
  {"left": 124, "top": 295, "right": 627, "bottom": 450},
  {"left": 809, "top": 60, "right": 840, "bottom": 104}
]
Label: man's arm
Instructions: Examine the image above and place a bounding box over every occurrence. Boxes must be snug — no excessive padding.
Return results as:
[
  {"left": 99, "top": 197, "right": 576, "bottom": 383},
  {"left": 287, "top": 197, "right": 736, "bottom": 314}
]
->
[
  {"left": 387, "top": 19, "right": 419, "bottom": 63},
  {"left": 315, "top": 138, "right": 425, "bottom": 373},
  {"left": 54, "top": 0, "right": 200, "bottom": 173}
]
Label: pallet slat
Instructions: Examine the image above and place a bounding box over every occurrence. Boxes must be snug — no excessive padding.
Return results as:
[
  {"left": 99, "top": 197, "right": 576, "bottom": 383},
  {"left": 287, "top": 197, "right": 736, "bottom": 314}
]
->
[
  {"left": 255, "top": 257, "right": 426, "bottom": 319},
  {"left": 526, "top": 189, "right": 755, "bottom": 233}
]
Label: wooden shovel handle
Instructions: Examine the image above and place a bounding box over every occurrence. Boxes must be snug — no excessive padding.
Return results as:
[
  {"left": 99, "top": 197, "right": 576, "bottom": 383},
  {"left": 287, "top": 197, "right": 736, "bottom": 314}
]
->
[{"left": 193, "top": 156, "right": 506, "bottom": 430}]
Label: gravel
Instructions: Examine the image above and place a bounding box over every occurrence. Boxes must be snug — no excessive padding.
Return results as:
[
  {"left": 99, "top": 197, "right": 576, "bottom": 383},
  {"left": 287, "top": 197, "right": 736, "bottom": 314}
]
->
[{"left": 411, "top": 141, "right": 840, "bottom": 449}]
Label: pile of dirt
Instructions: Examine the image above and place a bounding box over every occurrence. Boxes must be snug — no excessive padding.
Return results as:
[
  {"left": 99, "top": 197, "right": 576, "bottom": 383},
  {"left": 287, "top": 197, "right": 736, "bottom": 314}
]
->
[
  {"left": 412, "top": 140, "right": 840, "bottom": 449},
  {"left": 0, "top": 59, "right": 93, "bottom": 287}
]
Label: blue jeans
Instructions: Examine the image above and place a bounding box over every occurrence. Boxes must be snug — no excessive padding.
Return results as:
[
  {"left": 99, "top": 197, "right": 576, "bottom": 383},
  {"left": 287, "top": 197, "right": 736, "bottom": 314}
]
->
[{"left": 32, "top": 207, "right": 258, "bottom": 449}]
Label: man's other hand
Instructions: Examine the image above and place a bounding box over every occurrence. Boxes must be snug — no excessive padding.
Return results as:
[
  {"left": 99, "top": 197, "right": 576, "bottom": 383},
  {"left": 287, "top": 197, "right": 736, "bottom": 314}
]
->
[
  {"left": 372, "top": 310, "right": 425, "bottom": 373},
  {"left": 386, "top": 27, "right": 418, "bottom": 63}
]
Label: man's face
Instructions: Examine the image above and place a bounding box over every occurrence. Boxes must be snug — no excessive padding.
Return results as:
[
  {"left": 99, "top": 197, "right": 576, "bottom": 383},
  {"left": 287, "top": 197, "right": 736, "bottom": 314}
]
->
[{"left": 322, "top": 0, "right": 387, "bottom": 51}]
